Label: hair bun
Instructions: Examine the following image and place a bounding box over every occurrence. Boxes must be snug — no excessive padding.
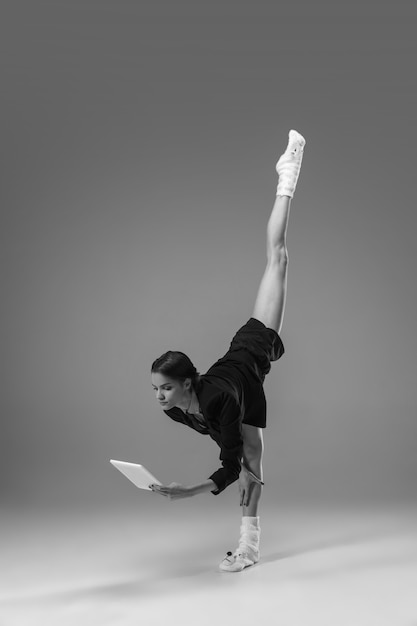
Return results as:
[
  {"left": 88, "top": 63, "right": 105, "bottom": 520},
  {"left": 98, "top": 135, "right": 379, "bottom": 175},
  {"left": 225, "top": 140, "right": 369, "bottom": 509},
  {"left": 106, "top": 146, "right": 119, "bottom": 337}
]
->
[{"left": 151, "top": 351, "right": 200, "bottom": 387}]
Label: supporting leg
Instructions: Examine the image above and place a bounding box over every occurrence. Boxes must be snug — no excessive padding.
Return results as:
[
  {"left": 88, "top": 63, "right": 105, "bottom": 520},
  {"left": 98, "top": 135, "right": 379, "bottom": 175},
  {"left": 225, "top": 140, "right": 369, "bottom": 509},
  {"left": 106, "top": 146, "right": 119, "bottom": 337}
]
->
[{"left": 219, "top": 425, "right": 263, "bottom": 573}]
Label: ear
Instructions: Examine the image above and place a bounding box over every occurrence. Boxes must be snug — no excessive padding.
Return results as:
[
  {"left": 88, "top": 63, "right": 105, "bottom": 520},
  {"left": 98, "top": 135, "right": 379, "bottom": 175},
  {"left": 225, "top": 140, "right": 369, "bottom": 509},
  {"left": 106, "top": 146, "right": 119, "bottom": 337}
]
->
[{"left": 184, "top": 378, "right": 192, "bottom": 390}]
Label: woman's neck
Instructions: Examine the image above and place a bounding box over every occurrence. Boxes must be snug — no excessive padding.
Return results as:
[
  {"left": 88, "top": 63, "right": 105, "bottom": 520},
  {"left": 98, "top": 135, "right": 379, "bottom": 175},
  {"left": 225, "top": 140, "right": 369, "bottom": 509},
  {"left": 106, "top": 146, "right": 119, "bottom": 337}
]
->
[{"left": 178, "top": 389, "right": 198, "bottom": 413}]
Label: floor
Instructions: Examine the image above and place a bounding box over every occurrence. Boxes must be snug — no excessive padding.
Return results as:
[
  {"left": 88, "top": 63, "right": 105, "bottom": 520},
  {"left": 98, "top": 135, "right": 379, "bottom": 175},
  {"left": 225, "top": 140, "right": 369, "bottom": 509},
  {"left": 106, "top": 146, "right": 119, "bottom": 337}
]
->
[{"left": 2, "top": 500, "right": 417, "bottom": 626}]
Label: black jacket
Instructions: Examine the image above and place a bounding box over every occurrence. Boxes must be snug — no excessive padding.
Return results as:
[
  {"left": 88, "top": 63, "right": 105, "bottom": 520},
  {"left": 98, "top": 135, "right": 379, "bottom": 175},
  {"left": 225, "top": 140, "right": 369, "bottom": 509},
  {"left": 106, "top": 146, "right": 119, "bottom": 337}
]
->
[{"left": 164, "top": 375, "right": 243, "bottom": 495}]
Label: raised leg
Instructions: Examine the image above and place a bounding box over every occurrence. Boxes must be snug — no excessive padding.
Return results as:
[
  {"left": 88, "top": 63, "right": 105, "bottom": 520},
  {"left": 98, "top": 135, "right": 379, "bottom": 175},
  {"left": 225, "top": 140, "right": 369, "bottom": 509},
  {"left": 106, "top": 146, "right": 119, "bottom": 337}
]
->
[
  {"left": 252, "top": 194, "right": 291, "bottom": 335},
  {"left": 252, "top": 129, "right": 305, "bottom": 335}
]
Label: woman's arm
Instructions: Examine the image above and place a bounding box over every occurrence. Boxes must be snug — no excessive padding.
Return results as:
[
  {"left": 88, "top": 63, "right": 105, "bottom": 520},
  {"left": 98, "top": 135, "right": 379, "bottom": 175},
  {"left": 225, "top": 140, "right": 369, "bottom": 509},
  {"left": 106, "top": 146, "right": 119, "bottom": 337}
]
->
[
  {"left": 189, "top": 479, "right": 217, "bottom": 496},
  {"left": 151, "top": 479, "right": 217, "bottom": 500},
  {"left": 208, "top": 393, "right": 243, "bottom": 494}
]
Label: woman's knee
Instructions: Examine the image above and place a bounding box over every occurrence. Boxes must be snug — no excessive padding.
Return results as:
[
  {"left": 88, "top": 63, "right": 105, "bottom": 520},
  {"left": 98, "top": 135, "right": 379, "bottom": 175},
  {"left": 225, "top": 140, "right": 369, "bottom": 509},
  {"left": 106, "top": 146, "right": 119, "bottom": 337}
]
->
[{"left": 266, "top": 244, "right": 288, "bottom": 269}]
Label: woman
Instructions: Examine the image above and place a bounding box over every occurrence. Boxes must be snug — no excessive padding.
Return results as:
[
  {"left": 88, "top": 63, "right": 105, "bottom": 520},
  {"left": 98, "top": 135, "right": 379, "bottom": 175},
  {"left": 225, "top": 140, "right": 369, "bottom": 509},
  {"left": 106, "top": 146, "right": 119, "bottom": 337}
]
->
[{"left": 150, "top": 129, "right": 306, "bottom": 572}]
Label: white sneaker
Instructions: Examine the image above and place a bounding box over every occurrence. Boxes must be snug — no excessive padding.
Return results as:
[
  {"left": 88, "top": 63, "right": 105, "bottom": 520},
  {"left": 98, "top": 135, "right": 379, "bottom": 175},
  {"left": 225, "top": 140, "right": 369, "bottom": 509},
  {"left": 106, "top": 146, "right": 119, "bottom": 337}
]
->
[
  {"left": 219, "top": 548, "right": 259, "bottom": 572},
  {"left": 281, "top": 129, "right": 306, "bottom": 159},
  {"left": 276, "top": 129, "right": 306, "bottom": 198}
]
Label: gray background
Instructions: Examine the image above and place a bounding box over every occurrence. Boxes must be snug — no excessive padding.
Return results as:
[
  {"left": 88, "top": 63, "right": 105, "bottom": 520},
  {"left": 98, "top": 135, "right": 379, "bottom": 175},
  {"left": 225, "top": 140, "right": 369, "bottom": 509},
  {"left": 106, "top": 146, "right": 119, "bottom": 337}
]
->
[{"left": 2, "top": 0, "right": 416, "bottom": 513}]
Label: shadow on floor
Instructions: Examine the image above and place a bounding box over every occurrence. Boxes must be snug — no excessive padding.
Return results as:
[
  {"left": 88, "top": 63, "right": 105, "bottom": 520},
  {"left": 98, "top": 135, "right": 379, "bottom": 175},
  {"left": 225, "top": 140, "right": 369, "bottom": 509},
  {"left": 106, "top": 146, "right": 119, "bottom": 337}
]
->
[{"left": 3, "top": 527, "right": 380, "bottom": 607}]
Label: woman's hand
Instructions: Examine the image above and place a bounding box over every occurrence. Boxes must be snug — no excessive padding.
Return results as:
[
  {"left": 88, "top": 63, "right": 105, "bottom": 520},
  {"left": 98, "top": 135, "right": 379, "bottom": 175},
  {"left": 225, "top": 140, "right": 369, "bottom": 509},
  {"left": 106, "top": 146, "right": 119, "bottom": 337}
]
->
[
  {"left": 150, "top": 482, "right": 194, "bottom": 500},
  {"left": 239, "top": 465, "right": 260, "bottom": 507}
]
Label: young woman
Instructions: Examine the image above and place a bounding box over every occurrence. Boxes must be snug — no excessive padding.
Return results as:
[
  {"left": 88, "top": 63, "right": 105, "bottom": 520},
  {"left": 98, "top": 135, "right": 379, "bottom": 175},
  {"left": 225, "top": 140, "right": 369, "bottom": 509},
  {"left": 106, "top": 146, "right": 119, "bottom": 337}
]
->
[{"left": 150, "top": 130, "right": 306, "bottom": 572}]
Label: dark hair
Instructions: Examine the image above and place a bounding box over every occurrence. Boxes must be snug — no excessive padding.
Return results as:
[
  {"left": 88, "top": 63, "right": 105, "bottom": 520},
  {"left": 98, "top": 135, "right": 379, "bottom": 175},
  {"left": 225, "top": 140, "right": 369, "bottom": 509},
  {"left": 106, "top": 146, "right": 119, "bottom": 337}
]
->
[{"left": 151, "top": 351, "right": 201, "bottom": 390}]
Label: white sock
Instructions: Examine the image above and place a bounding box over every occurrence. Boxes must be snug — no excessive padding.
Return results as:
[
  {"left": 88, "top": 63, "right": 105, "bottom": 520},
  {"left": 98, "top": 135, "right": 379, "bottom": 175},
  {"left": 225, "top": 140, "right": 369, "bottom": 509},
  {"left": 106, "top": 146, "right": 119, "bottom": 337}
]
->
[
  {"left": 219, "top": 517, "right": 261, "bottom": 573},
  {"left": 241, "top": 515, "right": 260, "bottom": 529},
  {"left": 239, "top": 517, "right": 260, "bottom": 557},
  {"left": 276, "top": 129, "right": 306, "bottom": 198}
]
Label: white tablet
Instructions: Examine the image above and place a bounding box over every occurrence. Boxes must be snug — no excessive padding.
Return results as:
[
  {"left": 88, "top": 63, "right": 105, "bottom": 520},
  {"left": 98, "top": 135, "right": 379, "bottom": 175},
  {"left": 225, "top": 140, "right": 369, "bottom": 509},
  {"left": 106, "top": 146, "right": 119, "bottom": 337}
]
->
[{"left": 110, "top": 460, "right": 162, "bottom": 491}]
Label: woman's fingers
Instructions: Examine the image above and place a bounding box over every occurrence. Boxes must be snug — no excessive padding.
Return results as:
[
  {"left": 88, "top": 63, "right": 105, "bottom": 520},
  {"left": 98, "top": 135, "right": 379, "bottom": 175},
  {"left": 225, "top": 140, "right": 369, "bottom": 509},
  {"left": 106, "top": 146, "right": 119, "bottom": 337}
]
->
[
  {"left": 150, "top": 483, "right": 189, "bottom": 500},
  {"left": 245, "top": 481, "right": 255, "bottom": 506},
  {"left": 239, "top": 474, "right": 257, "bottom": 506},
  {"left": 150, "top": 484, "right": 169, "bottom": 497},
  {"left": 240, "top": 477, "right": 247, "bottom": 506}
]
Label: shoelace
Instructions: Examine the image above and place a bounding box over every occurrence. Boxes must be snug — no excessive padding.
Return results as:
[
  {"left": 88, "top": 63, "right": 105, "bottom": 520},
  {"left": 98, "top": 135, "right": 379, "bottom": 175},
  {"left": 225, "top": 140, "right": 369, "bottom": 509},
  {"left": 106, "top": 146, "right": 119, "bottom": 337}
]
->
[{"left": 223, "top": 549, "right": 249, "bottom": 563}]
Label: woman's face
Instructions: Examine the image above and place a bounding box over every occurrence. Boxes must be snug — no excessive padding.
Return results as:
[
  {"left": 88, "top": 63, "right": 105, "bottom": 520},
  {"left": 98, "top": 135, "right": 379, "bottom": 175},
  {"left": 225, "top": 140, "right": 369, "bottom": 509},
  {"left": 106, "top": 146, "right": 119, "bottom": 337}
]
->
[{"left": 151, "top": 372, "right": 189, "bottom": 411}]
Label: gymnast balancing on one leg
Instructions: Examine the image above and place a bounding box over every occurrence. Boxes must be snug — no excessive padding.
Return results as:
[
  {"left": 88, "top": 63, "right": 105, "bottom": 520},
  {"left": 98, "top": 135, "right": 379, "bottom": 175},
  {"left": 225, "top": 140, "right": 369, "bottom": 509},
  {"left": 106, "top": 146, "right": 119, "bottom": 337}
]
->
[{"left": 150, "top": 130, "right": 306, "bottom": 572}]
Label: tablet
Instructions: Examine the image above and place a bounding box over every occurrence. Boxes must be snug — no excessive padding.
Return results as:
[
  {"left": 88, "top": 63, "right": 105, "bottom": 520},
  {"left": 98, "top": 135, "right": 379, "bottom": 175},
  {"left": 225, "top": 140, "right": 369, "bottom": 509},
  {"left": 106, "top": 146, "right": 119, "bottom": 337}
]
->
[{"left": 110, "top": 460, "right": 162, "bottom": 491}]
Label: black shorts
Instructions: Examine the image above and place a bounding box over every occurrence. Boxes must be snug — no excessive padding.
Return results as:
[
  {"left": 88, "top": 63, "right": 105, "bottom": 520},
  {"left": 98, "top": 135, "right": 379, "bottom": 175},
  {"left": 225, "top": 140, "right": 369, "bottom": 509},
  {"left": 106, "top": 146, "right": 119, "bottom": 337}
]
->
[{"left": 205, "top": 318, "right": 285, "bottom": 428}]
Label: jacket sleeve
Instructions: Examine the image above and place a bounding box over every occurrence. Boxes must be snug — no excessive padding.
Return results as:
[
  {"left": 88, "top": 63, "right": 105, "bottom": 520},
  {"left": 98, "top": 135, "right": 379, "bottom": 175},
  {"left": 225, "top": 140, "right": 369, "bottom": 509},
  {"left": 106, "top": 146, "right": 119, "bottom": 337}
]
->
[{"left": 208, "top": 393, "right": 243, "bottom": 495}]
